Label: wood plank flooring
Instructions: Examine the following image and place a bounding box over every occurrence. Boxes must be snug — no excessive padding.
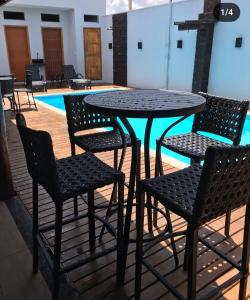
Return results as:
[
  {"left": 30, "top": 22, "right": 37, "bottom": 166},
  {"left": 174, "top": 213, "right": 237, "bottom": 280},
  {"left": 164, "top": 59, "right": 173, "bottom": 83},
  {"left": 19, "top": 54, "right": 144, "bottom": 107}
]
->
[{"left": 5, "top": 87, "right": 250, "bottom": 300}]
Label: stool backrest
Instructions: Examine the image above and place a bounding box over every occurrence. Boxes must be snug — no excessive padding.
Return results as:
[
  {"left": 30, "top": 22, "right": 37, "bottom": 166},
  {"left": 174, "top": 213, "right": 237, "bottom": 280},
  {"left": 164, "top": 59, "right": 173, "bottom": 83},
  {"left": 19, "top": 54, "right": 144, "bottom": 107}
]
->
[
  {"left": 25, "top": 71, "right": 33, "bottom": 90},
  {"left": 16, "top": 113, "right": 60, "bottom": 198},
  {"left": 193, "top": 93, "right": 249, "bottom": 145},
  {"left": 194, "top": 145, "right": 250, "bottom": 226},
  {"left": 64, "top": 94, "right": 116, "bottom": 136}
]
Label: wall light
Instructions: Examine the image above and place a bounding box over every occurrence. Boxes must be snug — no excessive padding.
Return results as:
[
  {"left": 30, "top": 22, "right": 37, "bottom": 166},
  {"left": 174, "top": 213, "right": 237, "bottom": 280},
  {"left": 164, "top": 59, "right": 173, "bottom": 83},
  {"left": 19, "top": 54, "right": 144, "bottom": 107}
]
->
[
  {"left": 235, "top": 37, "right": 242, "bottom": 48},
  {"left": 177, "top": 40, "right": 183, "bottom": 48},
  {"left": 138, "top": 42, "right": 143, "bottom": 49}
]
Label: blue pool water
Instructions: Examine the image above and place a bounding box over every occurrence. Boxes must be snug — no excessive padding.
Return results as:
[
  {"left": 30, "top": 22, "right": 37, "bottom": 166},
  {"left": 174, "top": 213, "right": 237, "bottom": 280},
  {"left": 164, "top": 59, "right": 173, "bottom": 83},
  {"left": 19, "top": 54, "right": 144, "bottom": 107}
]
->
[{"left": 36, "top": 91, "right": 250, "bottom": 165}]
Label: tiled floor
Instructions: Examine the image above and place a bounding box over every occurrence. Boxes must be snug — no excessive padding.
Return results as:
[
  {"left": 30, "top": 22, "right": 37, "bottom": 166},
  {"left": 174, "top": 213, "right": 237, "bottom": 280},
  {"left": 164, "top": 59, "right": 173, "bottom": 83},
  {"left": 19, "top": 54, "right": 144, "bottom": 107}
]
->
[{"left": 0, "top": 201, "right": 51, "bottom": 300}]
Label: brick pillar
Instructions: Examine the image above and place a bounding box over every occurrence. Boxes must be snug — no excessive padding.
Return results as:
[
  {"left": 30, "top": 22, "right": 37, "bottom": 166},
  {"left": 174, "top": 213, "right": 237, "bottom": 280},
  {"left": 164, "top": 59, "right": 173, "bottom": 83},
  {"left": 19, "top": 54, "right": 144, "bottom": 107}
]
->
[
  {"left": 192, "top": 0, "right": 220, "bottom": 93},
  {"left": 113, "top": 13, "right": 127, "bottom": 86}
]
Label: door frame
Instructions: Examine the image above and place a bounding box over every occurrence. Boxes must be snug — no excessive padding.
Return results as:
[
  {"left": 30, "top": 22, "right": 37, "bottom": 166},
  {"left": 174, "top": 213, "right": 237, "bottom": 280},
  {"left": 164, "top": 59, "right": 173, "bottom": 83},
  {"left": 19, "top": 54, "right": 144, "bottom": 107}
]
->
[
  {"left": 4, "top": 25, "right": 31, "bottom": 78},
  {"left": 83, "top": 27, "right": 102, "bottom": 80},
  {"left": 41, "top": 27, "right": 64, "bottom": 78}
]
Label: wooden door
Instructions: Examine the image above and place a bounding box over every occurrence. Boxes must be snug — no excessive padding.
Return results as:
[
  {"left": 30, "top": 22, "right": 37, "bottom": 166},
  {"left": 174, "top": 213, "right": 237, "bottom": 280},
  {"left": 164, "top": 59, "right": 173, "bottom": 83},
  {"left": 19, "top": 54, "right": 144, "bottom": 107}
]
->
[
  {"left": 84, "top": 28, "right": 102, "bottom": 80},
  {"left": 42, "top": 28, "right": 64, "bottom": 79},
  {"left": 5, "top": 26, "right": 31, "bottom": 81}
]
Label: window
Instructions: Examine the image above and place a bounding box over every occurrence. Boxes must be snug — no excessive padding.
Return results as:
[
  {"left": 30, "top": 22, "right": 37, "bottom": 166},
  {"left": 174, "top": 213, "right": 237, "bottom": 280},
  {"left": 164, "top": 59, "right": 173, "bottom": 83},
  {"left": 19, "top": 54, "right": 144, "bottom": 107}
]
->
[
  {"left": 3, "top": 11, "right": 25, "bottom": 20},
  {"left": 41, "top": 13, "right": 60, "bottom": 22},
  {"left": 84, "top": 14, "right": 99, "bottom": 23}
]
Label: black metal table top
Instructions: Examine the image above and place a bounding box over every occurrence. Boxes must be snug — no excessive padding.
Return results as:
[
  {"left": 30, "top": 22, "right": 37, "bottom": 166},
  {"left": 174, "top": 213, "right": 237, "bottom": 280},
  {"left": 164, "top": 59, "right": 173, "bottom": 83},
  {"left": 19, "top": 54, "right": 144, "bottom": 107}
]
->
[{"left": 84, "top": 89, "right": 206, "bottom": 118}]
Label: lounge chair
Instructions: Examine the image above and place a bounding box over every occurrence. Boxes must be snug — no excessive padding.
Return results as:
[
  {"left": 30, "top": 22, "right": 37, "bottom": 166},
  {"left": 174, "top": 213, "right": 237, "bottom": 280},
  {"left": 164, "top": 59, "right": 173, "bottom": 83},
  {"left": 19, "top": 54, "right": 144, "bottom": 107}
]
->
[
  {"left": 25, "top": 64, "right": 47, "bottom": 92},
  {"left": 62, "top": 65, "right": 91, "bottom": 89}
]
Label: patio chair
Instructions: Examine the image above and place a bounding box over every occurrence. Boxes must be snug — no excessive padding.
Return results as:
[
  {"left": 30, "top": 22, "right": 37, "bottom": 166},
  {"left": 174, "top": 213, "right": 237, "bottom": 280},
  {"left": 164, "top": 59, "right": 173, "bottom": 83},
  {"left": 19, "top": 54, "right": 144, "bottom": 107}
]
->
[
  {"left": 135, "top": 145, "right": 250, "bottom": 300},
  {"left": 25, "top": 65, "right": 47, "bottom": 92},
  {"left": 16, "top": 113, "right": 125, "bottom": 300},
  {"left": 25, "top": 64, "right": 47, "bottom": 91},
  {"left": 14, "top": 71, "right": 38, "bottom": 110},
  {"left": 64, "top": 94, "right": 132, "bottom": 238},
  {"left": 62, "top": 65, "right": 91, "bottom": 89},
  {"left": 155, "top": 93, "right": 249, "bottom": 236},
  {"left": 1, "top": 77, "right": 18, "bottom": 112}
]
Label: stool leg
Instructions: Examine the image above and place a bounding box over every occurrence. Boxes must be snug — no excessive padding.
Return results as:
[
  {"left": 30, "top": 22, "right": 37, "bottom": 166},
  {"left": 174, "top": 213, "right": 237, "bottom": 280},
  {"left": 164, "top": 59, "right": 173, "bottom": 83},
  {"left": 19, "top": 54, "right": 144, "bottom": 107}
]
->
[
  {"left": 116, "top": 179, "right": 124, "bottom": 286},
  {"left": 99, "top": 149, "right": 119, "bottom": 240},
  {"left": 135, "top": 188, "right": 145, "bottom": 300},
  {"left": 31, "top": 92, "right": 37, "bottom": 110},
  {"left": 99, "top": 186, "right": 116, "bottom": 241},
  {"left": 113, "top": 149, "right": 118, "bottom": 203},
  {"left": 224, "top": 211, "right": 231, "bottom": 237},
  {"left": 88, "top": 190, "right": 95, "bottom": 252},
  {"left": 53, "top": 203, "right": 63, "bottom": 300},
  {"left": 165, "top": 208, "right": 179, "bottom": 267},
  {"left": 239, "top": 204, "right": 250, "bottom": 300},
  {"left": 153, "top": 140, "right": 162, "bottom": 227},
  {"left": 16, "top": 92, "right": 21, "bottom": 111},
  {"left": 187, "top": 227, "right": 198, "bottom": 300},
  {"left": 70, "top": 142, "right": 76, "bottom": 156},
  {"left": 183, "top": 235, "right": 189, "bottom": 271},
  {"left": 27, "top": 92, "right": 31, "bottom": 106},
  {"left": 73, "top": 196, "right": 78, "bottom": 217},
  {"left": 32, "top": 180, "right": 39, "bottom": 274}
]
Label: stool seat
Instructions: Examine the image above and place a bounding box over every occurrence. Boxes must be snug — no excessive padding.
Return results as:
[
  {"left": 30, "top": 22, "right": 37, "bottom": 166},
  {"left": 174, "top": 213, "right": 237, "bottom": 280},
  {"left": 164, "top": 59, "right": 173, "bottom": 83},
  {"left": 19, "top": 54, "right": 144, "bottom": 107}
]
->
[{"left": 57, "top": 152, "right": 124, "bottom": 200}]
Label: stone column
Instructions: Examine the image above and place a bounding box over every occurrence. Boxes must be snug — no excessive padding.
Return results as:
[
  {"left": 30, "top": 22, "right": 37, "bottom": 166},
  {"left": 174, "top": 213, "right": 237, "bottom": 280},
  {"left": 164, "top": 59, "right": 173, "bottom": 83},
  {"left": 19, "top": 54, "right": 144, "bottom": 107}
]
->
[
  {"left": 192, "top": 0, "right": 221, "bottom": 93},
  {"left": 113, "top": 13, "right": 127, "bottom": 86}
]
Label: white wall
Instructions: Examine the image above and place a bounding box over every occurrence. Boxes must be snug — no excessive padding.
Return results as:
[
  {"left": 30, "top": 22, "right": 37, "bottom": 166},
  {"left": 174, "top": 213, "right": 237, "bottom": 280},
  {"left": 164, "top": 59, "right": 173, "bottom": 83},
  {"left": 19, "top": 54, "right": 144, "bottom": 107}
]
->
[
  {"left": 208, "top": 0, "right": 250, "bottom": 99},
  {"left": 127, "top": 4, "right": 170, "bottom": 89},
  {"left": 101, "top": 0, "right": 203, "bottom": 89},
  {"left": 0, "top": 0, "right": 106, "bottom": 78},
  {"left": 100, "top": 15, "right": 113, "bottom": 83},
  {"left": 168, "top": 0, "right": 203, "bottom": 91}
]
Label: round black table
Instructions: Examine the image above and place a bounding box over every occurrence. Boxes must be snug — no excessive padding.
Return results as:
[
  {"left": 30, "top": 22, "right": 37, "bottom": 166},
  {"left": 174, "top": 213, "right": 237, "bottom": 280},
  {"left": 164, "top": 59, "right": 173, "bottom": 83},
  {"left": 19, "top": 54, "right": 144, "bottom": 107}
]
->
[{"left": 84, "top": 89, "right": 206, "bottom": 283}]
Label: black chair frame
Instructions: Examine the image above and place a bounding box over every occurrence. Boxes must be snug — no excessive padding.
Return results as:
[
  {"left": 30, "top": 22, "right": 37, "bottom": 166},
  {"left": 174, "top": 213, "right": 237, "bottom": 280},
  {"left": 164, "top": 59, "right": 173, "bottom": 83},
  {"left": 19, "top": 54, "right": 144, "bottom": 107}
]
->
[{"left": 136, "top": 145, "right": 250, "bottom": 300}]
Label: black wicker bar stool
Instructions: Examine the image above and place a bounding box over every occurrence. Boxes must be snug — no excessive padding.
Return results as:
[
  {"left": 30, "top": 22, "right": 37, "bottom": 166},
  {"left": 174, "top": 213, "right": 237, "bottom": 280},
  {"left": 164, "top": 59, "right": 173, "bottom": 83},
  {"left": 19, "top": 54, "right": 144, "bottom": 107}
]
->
[
  {"left": 136, "top": 145, "right": 250, "bottom": 300},
  {"left": 64, "top": 94, "right": 132, "bottom": 238},
  {"left": 155, "top": 93, "right": 249, "bottom": 236},
  {"left": 16, "top": 113, "right": 125, "bottom": 300}
]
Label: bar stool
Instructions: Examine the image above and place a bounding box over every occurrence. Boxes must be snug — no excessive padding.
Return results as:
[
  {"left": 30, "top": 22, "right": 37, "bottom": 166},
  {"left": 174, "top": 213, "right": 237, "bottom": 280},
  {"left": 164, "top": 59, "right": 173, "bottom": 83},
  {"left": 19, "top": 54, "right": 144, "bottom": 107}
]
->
[
  {"left": 16, "top": 113, "right": 125, "bottom": 300},
  {"left": 136, "top": 145, "right": 250, "bottom": 300},
  {"left": 155, "top": 94, "right": 249, "bottom": 236}
]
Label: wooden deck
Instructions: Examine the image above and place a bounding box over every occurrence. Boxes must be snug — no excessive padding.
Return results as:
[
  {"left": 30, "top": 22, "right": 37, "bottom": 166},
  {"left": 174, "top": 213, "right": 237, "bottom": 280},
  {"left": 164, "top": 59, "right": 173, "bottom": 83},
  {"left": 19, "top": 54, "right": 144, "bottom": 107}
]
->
[{"left": 5, "top": 86, "right": 250, "bottom": 300}]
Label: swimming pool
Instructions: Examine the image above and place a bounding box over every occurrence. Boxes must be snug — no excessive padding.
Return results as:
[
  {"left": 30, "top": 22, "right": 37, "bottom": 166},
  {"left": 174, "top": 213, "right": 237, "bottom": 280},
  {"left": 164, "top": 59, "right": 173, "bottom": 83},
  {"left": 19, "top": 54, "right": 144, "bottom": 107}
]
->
[{"left": 36, "top": 91, "right": 250, "bottom": 165}]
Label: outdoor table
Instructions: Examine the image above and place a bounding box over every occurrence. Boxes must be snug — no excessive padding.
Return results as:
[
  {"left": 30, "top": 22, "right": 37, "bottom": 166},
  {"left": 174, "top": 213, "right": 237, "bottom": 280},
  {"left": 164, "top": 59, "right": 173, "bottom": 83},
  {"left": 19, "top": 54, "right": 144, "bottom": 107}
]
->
[{"left": 84, "top": 89, "right": 206, "bottom": 282}]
